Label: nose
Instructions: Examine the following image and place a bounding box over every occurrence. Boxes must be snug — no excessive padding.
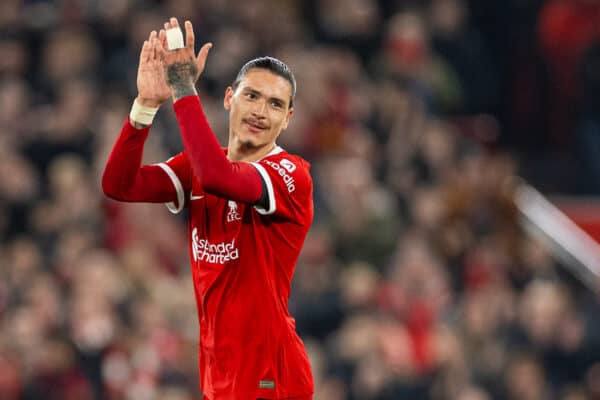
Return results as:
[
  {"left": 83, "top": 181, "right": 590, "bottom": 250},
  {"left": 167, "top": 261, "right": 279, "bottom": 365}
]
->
[{"left": 251, "top": 99, "right": 267, "bottom": 119}]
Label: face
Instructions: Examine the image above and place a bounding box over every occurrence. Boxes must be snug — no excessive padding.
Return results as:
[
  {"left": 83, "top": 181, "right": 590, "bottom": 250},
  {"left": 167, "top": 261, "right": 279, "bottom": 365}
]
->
[{"left": 224, "top": 68, "right": 294, "bottom": 152}]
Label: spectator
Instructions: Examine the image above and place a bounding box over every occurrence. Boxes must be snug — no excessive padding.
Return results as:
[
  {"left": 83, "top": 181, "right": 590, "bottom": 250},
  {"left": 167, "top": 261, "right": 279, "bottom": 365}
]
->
[{"left": 0, "top": 1, "right": 598, "bottom": 399}]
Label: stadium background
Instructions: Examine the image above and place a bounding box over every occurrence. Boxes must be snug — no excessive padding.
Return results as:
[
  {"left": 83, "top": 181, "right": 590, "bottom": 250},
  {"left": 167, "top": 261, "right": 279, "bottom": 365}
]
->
[{"left": 1, "top": 0, "right": 600, "bottom": 399}]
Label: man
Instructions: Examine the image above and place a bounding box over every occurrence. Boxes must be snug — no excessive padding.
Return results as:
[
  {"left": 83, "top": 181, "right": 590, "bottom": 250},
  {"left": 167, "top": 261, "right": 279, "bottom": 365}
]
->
[{"left": 102, "top": 17, "right": 314, "bottom": 400}]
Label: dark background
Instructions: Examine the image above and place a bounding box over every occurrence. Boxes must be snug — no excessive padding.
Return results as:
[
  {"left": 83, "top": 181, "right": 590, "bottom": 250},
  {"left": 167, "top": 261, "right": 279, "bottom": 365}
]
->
[{"left": 1, "top": 1, "right": 600, "bottom": 399}]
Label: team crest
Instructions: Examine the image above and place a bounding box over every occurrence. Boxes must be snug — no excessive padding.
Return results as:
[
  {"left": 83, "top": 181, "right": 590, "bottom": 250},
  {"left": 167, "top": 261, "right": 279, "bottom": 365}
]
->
[{"left": 227, "top": 200, "right": 241, "bottom": 222}]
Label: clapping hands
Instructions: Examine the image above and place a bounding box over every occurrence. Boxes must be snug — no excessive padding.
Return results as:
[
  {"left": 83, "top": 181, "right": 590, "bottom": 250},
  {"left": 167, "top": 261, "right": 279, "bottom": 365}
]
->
[{"left": 135, "top": 17, "right": 213, "bottom": 107}]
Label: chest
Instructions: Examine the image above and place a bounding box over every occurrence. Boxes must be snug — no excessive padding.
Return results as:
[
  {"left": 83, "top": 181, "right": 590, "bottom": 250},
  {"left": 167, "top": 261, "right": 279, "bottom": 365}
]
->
[{"left": 189, "top": 190, "right": 250, "bottom": 232}]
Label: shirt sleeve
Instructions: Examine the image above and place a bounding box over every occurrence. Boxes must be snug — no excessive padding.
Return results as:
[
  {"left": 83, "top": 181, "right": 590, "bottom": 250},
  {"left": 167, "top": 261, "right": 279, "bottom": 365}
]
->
[
  {"left": 251, "top": 156, "right": 313, "bottom": 222},
  {"left": 172, "top": 96, "right": 263, "bottom": 204},
  {"left": 102, "top": 118, "right": 182, "bottom": 204},
  {"left": 155, "top": 152, "right": 192, "bottom": 214}
]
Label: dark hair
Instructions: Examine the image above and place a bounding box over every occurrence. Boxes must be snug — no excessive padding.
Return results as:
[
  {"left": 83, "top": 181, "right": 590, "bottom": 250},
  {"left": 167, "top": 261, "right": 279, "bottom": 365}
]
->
[{"left": 232, "top": 56, "right": 297, "bottom": 108}]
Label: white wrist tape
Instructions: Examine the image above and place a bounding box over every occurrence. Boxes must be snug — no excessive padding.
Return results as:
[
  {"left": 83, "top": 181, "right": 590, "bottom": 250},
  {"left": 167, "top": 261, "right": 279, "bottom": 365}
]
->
[
  {"left": 130, "top": 99, "right": 159, "bottom": 126},
  {"left": 166, "top": 28, "right": 185, "bottom": 50}
]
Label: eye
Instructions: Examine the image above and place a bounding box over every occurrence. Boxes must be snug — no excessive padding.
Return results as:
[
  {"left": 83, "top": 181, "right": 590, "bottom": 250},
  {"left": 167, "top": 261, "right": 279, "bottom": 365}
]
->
[
  {"left": 245, "top": 92, "right": 257, "bottom": 100},
  {"left": 271, "top": 100, "right": 284, "bottom": 109}
]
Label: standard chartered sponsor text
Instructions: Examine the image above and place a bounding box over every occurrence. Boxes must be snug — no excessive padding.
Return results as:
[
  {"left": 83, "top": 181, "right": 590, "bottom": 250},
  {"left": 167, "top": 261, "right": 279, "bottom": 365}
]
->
[{"left": 192, "top": 228, "right": 239, "bottom": 264}]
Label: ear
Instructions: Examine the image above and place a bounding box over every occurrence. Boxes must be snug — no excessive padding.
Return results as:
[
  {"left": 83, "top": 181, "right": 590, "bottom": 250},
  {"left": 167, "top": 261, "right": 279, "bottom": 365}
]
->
[
  {"left": 281, "top": 107, "right": 294, "bottom": 131},
  {"left": 223, "top": 86, "right": 234, "bottom": 110}
]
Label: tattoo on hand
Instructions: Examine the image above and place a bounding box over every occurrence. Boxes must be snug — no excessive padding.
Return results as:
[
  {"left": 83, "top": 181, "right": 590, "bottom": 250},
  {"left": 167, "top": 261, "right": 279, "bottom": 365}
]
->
[{"left": 167, "top": 61, "right": 198, "bottom": 100}]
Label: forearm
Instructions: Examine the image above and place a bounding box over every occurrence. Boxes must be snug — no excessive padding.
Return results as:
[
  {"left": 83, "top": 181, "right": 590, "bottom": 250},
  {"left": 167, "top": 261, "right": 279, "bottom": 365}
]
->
[
  {"left": 102, "top": 119, "right": 175, "bottom": 202},
  {"left": 173, "top": 96, "right": 262, "bottom": 203}
]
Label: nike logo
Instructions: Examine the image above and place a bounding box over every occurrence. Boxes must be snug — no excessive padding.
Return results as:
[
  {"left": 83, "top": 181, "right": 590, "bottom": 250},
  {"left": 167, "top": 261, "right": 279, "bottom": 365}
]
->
[{"left": 190, "top": 193, "right": 205, "bottom": 201}]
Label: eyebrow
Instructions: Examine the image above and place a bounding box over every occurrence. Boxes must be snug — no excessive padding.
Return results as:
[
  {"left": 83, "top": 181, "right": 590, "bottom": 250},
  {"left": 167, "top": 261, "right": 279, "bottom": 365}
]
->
[{"left": 243, "top": 87, "right": 287, "bottom": 107}]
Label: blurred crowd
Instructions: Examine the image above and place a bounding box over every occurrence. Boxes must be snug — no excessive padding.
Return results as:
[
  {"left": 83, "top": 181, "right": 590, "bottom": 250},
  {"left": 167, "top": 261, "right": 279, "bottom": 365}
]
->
[{"left": 1, "top": 0, "right": 600, "bottom": 399}]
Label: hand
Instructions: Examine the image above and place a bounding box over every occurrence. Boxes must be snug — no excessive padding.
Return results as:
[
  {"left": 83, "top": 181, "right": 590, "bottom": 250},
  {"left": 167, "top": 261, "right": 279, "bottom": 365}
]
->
[
  {"left": 136, "top": 30, "right": 171, "bottom": 107},
  {"left": 157, "top": 17, "right": 212, "bottom": 101}
]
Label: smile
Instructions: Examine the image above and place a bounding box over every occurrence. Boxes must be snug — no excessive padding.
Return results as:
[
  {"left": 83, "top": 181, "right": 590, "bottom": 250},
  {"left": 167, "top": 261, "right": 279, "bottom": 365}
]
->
[{"left": 244, "top": 120, "right": 267, "bottom": 133}]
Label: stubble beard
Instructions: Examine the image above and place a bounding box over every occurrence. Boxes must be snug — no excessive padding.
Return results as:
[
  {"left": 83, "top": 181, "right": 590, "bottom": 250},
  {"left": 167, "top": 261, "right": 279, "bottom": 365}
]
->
[
  {"left": 238, "top": 138, "right": 263, "bottom": 151},
  {"left": 236, "top": 125, "right": 268, "bottom": 151}
]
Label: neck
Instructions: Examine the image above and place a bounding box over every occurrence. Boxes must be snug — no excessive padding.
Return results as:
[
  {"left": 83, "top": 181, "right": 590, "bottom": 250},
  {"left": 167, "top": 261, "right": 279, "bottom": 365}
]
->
[{"left": 227, "top": 141, "right": 276, "bottom": 162}]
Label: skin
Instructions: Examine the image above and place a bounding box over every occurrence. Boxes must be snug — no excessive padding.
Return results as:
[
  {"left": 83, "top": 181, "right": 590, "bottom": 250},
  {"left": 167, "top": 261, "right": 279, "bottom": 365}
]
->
[
  {"left": 223, "top": 69, "right": 294, "bottom": 162},
  {"left": 135, "top": 17, "right": 294, "bottom": 162},
  {"left": 135, "top": 30, "right": 172, "bottom": 110}
]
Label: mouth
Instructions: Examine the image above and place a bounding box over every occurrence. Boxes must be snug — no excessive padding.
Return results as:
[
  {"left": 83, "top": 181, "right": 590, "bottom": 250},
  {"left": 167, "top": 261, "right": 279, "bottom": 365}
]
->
[{"left": 243, "top": 118, "right": 268, "bottom": 133}]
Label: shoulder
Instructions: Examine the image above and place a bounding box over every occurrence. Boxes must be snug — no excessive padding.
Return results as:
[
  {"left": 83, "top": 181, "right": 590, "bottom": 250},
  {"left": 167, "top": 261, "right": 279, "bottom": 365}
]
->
[
  {"left": 261, "top": 150, "right": 311, "bottom": 175},
  {"left": 259, "top": 150, "right": 312, "bottom": 185},
  {"left": 253, "top": 149, "right": 312, "bottom": 194},
  {"left": 166, "top": 151, "right": 189, "bottom": 166}
]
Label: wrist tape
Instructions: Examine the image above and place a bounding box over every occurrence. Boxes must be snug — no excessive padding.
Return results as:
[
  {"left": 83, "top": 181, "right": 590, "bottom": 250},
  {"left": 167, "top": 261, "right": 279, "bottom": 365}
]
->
[{"left": 130, "top": 99, "right": 159, "bottom": 125}]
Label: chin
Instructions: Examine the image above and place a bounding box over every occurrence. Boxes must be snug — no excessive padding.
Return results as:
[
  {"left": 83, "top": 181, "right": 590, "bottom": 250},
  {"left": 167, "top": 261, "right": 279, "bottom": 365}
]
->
[{"left": 239, "top": 138, "right": 261, "bottom": 149}]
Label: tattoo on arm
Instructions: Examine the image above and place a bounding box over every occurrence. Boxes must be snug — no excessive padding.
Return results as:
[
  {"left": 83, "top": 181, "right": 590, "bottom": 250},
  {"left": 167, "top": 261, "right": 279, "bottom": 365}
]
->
[{"left": 167, "top": 61, "right": 199, "bottom": 101}]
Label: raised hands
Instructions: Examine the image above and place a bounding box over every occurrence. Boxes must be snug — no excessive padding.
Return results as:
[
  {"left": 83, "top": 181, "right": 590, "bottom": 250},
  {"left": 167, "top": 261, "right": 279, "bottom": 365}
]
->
[
  {"left": 135, "top": 18, "right": 212, "bottom": 107},
  {"left": 156, "top": 17, "right": 213, "bottom": 101},
  {"left": 136, "top": 30, "right": 171, "bottom": 108}
]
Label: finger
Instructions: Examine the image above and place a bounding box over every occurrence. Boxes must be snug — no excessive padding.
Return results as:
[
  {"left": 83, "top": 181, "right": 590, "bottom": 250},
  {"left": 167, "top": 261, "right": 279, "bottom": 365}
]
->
[
  {"left": 139, "top": 40, "right": 151, "bottom": 64},
  {"left": 185, "top": 20, "right": 194, "bottom": 50},
  {"left": 159, "top": 29, "right": 167, "bottom": 48},
  {"left": 196, "top": 42, "right": 213, "bottom": 73},
  {"left": 155, "top": 37, "right": 167, "bottom": 61},
  {"left": 164, "top": 21, "right": 170, "bottom": 31},
  {"left": 151, "top": 38, "right": 159, "bottom": 61},
  {"left": 170, "top": 17, "right": 180, "bottom": 29},
  {"left": 148, "top": 31, "right": 157, "bottom": 60}
]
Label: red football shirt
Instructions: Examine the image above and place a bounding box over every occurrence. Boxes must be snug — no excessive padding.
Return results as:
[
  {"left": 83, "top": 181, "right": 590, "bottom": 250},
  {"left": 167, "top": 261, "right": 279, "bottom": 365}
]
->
[{"left": 157, "top": 147, "right": 314, "bottom": 399}]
